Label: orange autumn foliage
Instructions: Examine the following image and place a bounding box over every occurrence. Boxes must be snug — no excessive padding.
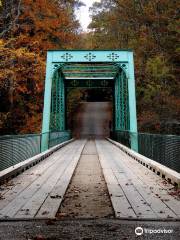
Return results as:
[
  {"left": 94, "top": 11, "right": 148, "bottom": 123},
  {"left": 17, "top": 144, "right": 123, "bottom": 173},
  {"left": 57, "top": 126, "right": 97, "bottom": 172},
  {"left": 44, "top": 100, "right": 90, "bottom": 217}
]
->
[{"left": 0, "top": 0, "right": 80, "bottom": 134}]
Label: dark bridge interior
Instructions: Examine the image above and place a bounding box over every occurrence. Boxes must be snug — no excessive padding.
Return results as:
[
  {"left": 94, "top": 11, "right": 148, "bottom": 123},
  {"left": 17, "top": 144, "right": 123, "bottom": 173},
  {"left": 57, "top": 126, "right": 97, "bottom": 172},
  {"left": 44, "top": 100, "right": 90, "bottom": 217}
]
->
[
  {"left": 72, "top": 102, "right": 112, "bottom": 138},
  {"left": 67, "top": 88, "right": 113, "bottom": 138}
]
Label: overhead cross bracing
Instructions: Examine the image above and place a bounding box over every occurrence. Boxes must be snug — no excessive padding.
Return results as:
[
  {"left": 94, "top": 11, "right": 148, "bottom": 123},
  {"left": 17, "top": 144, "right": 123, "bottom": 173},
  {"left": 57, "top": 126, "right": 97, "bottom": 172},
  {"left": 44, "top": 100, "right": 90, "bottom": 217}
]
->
[{"left": 61, "top": 63, "right": 120, "bottom": 80}]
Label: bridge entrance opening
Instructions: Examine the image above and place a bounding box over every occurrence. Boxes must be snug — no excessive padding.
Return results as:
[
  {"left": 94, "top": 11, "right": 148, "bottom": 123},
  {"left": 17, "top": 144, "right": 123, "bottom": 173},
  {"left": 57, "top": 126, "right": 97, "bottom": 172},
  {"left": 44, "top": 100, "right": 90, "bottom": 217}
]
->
[
  {"left": 41, "top": 50, "right": 138, "bottom": 151},
  {"left": 66, "top": 88, "right": 113, "bottom": 138}
]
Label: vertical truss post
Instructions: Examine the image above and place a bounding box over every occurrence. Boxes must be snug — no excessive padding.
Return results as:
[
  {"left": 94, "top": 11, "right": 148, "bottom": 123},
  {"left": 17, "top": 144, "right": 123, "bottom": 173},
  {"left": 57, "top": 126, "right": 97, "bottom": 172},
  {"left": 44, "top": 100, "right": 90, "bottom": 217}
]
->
[
  {"left": 41, "top": 52, "right": 53, "bottom": 151},
  {"left": 115, "top": 73, "right": 121, "bottom": 130},
  {"left": 128, "top": 52, "right": 138, "bottom": 151},
  {"left": 59, "top": 70, "right": 65, "bottom": 130},
  {"left": 124, "top": 72, "right": 130, "bottom": 130},
  {"left": 50, "top": 70, "right": 59, "bottom": 130},
  {"left": 55, "top": 70, "right": 59, "bottom": 128},
  {"left": 120, "top": 72, "right": 125, "bottom": 130},
  {"left": 50, "top": 68, "right": 65, "bottom": 131},
  {"left": 115, "top": 68, "right": 128, "bottom": 131}
]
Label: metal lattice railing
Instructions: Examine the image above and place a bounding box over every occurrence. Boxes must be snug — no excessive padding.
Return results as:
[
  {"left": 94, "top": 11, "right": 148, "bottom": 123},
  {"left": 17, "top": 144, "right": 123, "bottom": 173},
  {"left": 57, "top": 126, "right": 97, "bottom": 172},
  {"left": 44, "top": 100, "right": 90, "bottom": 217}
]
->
[
  {"left": 111, "top": 131, "right": 180, "bottom": 173},
  {"left": 0, "top": 131, "right": 71, "bottom": 171},
  {"left": 48, "top": 131, "right": 71, "bottom": 148}
]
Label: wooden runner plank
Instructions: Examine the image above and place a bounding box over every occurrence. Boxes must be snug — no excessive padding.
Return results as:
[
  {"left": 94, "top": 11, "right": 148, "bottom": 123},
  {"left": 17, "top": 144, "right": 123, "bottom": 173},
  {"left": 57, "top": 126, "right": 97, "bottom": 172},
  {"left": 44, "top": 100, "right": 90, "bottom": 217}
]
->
[
  {"left": 15, "top": 140, "right": 85, "bottom": 219},
  {"left": 96, "top": 140, "right": 137, "bottom": 218},
  {"left": 96, "top": 140, "right": 180, "bottom": 219},
  {"left": 103, "top": 143, "right": 178, "bottom": 218},
  {"left": 0, "top": 144, "right": 73, "bottom": 211},
  {"left": 129, "top": 168, "right": 180, "bottom": 215},
  {"left": 96, "top": 141, "right": 122, "bottom": 171},
  {"left": 114, "top": 171, "right": 176, "bottom": 219},
  {"left": 14, "top": 157, "right": 72, "bottom": 218},
  {"left": 111, "top": 146, "right": 180, "bottom": 216},
  {"left": 107, "top": 182, "right": 136, "bottom": 218},
  {"left": 114, "top": 145, "right": 174, "bottom": 191},
  {"left": 0, "top": 141, "right": 80, "bottom": 218},
  {"left": 106, "top": 161, "right": 157, "bottom": 218},
  {"left": 14, "top": 142, "right": 83, "bottom": 218},
  {"left": 104, "top": 140, "right": 180, "bottom": 218},
  {"left": 35, "top": 140, "right": 86, "bottom": 219}
]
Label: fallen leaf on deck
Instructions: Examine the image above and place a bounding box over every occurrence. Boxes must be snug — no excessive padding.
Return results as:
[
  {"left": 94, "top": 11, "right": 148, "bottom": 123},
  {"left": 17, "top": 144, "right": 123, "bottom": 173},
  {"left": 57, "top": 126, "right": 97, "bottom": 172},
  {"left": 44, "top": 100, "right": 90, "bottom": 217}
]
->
[
  {"left": 42, "top": 211, "right": 49, "bottom": 215},
  {"left": 50, "top": 195, "right": 61, "bottom": 199},
  {"left": 162, "top": 199, "right": 169, "bottom": 202},
  {"left": 0, "top": 194, "right": 5, "bottom": 200}
]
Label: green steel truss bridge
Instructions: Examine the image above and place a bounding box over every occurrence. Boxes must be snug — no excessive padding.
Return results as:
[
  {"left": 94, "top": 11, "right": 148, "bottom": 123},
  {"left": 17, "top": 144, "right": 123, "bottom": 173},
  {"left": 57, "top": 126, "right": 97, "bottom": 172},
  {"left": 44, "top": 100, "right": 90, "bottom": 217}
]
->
[
  {"left": 41, "top": 50, "right": 137, "bottom": 151},
  {"left": 0, "top": 50, "right": 179, "bottom": 221}
]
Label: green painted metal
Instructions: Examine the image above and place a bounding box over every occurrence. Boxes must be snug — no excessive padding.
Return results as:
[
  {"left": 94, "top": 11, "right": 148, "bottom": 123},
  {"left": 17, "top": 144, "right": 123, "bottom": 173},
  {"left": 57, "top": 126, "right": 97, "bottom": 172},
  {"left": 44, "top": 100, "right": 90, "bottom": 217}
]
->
[
  {"left": 50, "top": 50, "right": 130, "bottom": 63},
  {"left": 59, "top": 70, "right": 65, "bottom": 130},
  {"left": 59, "top": 63, "right": 119, "bottom": 79},
  {"left": 111, "top": 130, "right": 180, "bottom": 173},
  {"left": 114, "top": 68, "right": 129, "bottom": 131},
  {"left": 41, "top": 52, "right": 53, "bottom": 151},
  {"left": 64, "top": 72, "right": 116, "bottom": 77},
  {"left": 42, "top": 50, "right": 138, "bottom": 151},
  {"left": 127, "top": 52, "right": 138, "bottom": 151},
  {"left": 0, "top": 131, "right": 71, "bottom": 171},
  {"left": 65, "top": 79, "right": 114, "bottom": 88},
  {"left": 115, "top": 74, "right": 120, "bottom": 130},
  {"left": 50, "top": 67, "right": 65, "bottom": 131}
]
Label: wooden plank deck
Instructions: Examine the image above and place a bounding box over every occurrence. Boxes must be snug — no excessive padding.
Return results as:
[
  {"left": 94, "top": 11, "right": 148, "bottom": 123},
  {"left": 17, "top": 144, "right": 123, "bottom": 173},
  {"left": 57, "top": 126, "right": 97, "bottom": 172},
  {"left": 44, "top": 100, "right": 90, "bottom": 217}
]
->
[
  {"left": 0, "top": 140, "right": 86, "bottom": 219},
  {"left": 0, "top": 138, "right": 179, "bottom": 220},
  {"left": 95, "top": 139, "right": 180, "bottom": 219}
]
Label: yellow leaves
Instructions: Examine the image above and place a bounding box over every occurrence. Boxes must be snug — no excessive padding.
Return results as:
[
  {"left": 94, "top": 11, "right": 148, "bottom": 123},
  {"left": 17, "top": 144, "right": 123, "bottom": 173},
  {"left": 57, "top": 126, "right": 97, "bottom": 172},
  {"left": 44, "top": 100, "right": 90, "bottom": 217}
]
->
[
  {"left": 0, "top": 39, "right": 5, "bottom": 48},
  {"left": 14, "top": 47, "right": 34, "bottom": 59},
  {"left": 0, "top": 0, "right": 80, "bottom": 133}
]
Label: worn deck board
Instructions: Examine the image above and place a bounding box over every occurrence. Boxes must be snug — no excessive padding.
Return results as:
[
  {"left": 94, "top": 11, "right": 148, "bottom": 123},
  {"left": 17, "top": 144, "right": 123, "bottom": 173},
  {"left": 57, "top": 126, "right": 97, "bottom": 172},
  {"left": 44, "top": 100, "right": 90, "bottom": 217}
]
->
[
  {"left": 0, "top": 143, "right": 74, "bottom": 211},
  {"left": 36, "top": 141, "right": 85, "bottom": 219},
  {"left": 110, "top": 146, "right": 180, "bottom": 216},
  {"left": 95, "top": 140, "right": 180, "bottom": 219},
  {"left": 0, "top": 140, "right": 86, "bottom": 219},
  {"left": 0, "top": 138, "right": 179, "bottom": 220},
  {"left": 97, "top": 146, "right": 136, "bottom": 218}
]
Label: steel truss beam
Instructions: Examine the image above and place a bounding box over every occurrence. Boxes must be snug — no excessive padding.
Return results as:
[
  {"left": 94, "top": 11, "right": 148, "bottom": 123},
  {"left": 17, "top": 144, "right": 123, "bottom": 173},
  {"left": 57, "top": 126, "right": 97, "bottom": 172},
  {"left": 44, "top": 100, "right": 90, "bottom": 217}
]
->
[{"left": 42, "top": 50, "right": 138, "bottom": 151}]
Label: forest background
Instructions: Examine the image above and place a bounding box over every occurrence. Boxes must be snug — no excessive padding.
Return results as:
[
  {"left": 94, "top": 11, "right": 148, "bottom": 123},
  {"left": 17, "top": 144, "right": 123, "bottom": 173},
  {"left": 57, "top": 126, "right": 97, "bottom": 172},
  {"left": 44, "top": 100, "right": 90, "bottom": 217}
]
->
[{"left": 0, "top": 0, "right": 179, "bottom": 135}]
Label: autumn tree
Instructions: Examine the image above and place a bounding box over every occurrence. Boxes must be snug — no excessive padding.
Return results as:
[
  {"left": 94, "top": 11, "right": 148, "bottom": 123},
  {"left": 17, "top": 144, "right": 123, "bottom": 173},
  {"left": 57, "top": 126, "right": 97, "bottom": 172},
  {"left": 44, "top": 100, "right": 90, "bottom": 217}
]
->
[
  {"left": 0, "top": 0, "right": 82, "bottom": 134},
  {"left": 88, "top": 0, "right": 180, "bottom": 133}
]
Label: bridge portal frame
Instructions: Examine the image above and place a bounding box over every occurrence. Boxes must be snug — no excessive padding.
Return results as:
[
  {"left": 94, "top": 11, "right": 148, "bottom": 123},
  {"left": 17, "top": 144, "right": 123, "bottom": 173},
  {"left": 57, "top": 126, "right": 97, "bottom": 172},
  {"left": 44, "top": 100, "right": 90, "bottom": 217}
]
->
[{"left": 41, "top": 50, "right": 138, "bottom": 151}]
